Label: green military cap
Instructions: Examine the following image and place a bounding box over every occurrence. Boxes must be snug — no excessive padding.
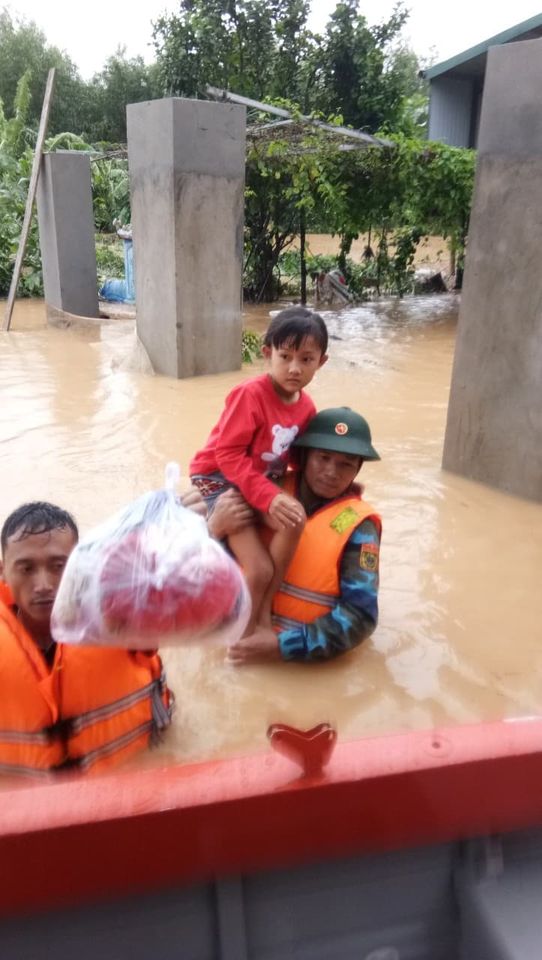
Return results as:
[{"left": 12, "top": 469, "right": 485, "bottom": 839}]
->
[{"left": 293, "top": 407, "right": 381, "bottom": 460}]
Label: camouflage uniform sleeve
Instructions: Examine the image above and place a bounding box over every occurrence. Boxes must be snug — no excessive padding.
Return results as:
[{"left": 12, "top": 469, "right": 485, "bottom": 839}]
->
[{"left": 278, "top": 519, "right": 380, "bottom": 662}]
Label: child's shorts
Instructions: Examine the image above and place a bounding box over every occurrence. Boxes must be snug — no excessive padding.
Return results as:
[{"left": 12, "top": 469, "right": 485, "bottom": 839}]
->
[{"left": 190, "top": 471, "right": 235, "bottom": 514}]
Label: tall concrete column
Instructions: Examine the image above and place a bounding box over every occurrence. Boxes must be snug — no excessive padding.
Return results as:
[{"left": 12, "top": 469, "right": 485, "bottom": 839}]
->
[
  {"left": 127, "top": 98, "right": 246, "bottom": 378},
  {"left": 36, "top": 151, "right": 99, "bottom": 319},
  {"left": 442, "top": 39, "right": 542, "bottom": 502}
]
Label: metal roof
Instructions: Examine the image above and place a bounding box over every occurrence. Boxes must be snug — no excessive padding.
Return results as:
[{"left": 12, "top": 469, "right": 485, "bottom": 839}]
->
[
  {"left": 205, "top": 85, "right": 393, "bottom": 147},
  {"left": 424, "top": 12, "right": 542, "bottom": 80}
]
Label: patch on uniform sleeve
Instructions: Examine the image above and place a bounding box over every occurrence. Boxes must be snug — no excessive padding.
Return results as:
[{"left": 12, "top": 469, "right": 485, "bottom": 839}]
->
[
  {"left": 359, "top": 541, "right": 379, "bottom": 571},
  {"left": 330, "top": 507, "right": 359, "bottom": 535}
]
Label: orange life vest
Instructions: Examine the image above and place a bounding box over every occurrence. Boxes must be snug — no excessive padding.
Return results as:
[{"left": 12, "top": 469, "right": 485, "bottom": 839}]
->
[
  {"left": 272, "top": 474, "right": 382, "bottom": 632},
  {"left": 0, "top": 584, "right": 172, "bottom": 778}
]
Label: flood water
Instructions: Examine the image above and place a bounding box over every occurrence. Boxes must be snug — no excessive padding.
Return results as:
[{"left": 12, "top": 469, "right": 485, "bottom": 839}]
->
[{"left": 1, "top": 296, "right": 542, "bottom": 771}]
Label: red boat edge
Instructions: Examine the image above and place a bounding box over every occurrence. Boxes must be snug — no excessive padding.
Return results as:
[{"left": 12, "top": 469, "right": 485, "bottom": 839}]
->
[{"left": 1, "top": 715, "right": 542, "bottom": 917}]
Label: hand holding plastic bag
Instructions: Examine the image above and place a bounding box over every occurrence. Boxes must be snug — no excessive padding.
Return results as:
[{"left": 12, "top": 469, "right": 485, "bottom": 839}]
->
[{"left": 52, "top": 464, "right": 250, "bottom": 649}]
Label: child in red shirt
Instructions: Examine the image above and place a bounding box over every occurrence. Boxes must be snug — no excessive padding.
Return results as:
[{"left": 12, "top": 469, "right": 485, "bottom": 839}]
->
[{"left": 190, "top": 307, "right": 328, "bottom": 636}]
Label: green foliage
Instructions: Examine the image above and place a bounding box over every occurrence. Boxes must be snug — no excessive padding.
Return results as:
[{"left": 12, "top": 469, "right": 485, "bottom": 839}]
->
[
  {"left": 279, "top": 243, "right": 425, "bottom": 300},
  {"left": 0, "top": 73, "right": 42, "bottom": 296},
  {"left": 379, "top": 47, "right": 430, "bottom": 138},
  {"left": 312, "top": 0, "right": 411, "bottom": 132},
  {"left": 280, "top": 248, "right": 344, "bottom": 278},
  {"left": 278, "top": 249, "right": 336, "bottom": 294},
  {"left": 0, "top": 69, "right": 31, "bottom": 154},
  {"left": 244, "top": 108, "right": 369, "bottom": 300},
  {"left": 397, "top": 136, "right": 475, "bottom": 246},
  {"left": 242, "top": 328, "right": 262, "bottom": 363},
  {"left": 244, "top": 128, "right": 298, "bottom": 301},
  {"left": 92, "top": 158, "right": 130, "bottom": 232},
  {"left": 277, "top": 248, "right": 301, "bottom": 277},
  {"left": 252, "top": 128, "right": 475, "bottom": 300},
  {"left": 95, "top": 236, "right": 125, "bottom": 284}
]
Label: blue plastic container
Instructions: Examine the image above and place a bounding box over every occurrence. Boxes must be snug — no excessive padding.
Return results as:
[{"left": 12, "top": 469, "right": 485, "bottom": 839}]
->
[
  {"left": 98, "top": 236, "right": 135, "bottom": 304},
  {"left": 99, "top": 278, "right": 128, "bottom": 302},
  {"left": 123, "top": 239, "right": 135, "bottom": 303}
]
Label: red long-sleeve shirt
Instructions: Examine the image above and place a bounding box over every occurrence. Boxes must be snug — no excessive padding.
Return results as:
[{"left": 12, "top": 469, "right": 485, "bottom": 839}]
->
[{"left": 189, "top": 374, "right": 316, "bottom": 513}]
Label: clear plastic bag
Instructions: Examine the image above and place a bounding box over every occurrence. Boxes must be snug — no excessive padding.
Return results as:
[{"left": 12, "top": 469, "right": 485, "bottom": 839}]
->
[{"left": 51, "top": 463, "right": 250, "bottom": 649}]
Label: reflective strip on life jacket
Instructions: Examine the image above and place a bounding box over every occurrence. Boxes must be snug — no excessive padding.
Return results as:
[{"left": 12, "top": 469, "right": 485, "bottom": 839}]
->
[
  {"left": 277, "top": 582, "right": 337, "bottom": 608},
  {"left": 0, "top": 680, "right": 173, "bottom": 778},
  {"left": 67, "top": 675, "right": 168, "bottom": 735},
  {"left": 56, "top": 643, "right": 173, "bottom": 774},
  {"left": 0, "top": 761, "right": 55, "bottom": 780},
  {"left": 64, "top": 720, "right": 156, "bottom": 772},
  {"left": 64, "top": 674, "right": 174, "bottom": 773},
  {"left": 0, "top": 726, "right": 57, "bottom": 745},
  {"left": 272, "top": 613, "right": 306, "bottom": 632}
]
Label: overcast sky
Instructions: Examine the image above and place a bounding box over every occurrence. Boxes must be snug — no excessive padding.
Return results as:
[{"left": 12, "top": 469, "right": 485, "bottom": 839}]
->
[{"left": 4, "top": 0, "right": 542, "bottom": 79}]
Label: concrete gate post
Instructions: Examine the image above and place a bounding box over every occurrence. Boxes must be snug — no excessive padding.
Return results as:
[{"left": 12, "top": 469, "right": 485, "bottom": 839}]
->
[
  {"left": 442, "top": 39, "right": 542, "bottom": 502},
  {"left": 36, "top": 151, "right": 99, "bottom": 320},
  {"left": 127, "top": 98, "right": 246, "bottom": 378}
]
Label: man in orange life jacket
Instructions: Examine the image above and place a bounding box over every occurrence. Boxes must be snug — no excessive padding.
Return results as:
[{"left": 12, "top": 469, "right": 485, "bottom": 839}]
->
[
  {"left": 0, "top": 499, "right": 204, "bottom": 778},
  {"left": 221, "top": 407, "right": 382, "bottom": 664}
]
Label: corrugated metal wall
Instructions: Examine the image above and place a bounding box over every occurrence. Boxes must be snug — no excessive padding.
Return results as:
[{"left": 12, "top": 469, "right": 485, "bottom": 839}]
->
[{"left": 428, "top": 77, "right": 474, "bottom": 146}]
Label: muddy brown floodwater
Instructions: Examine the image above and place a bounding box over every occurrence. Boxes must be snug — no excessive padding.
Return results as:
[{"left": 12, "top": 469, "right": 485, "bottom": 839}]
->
[{"left": 1, "top": 296, "right": 541, "bottom": 774}]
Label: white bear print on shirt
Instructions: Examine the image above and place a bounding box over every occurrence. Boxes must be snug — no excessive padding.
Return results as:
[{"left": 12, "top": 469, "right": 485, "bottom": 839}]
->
[{"left": 261, "top": 424, "right": 299, "bottom": 475}]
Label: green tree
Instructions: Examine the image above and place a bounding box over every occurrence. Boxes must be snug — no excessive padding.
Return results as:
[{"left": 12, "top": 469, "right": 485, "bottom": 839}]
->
[
  {"left": 313, "top": 1, "right": 412, "bottom": 132},
  {"left": 0, "top": 8, "right": 90, "bottom": 136},
  {"left": 87, "top": 48, "right": 162, "bottom": 142},
  {"left": 153, "top": 0, "right": 315, "bottom": 103},
  {"left": 380, "top": 46, "right": 429, "bottom": 137}
]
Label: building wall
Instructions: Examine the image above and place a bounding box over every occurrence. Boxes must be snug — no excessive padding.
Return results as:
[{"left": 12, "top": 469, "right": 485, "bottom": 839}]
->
[
  {"left": 428, "top": 76, "right": 474, "bottom": 146},
  {"left": 442, "top": 38, "right": 542, "bottom": 502},
  {"left": 469, "top": 83, "right": 484, "bottom": 148}
]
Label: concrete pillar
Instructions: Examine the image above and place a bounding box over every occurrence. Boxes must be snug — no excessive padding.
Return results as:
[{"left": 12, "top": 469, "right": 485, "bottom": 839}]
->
[
  {"left": 127, "top": 98, "right": 246, "bottom": 378},
  {"left": 442, "top": 39, "right": 542, "bottom": 502},
  {"left": 36, "top": 151, "right": 99, "bottom": 319}
]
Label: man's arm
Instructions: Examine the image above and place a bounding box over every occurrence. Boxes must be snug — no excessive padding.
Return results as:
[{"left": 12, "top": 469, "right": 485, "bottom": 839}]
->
[
  {"left": 206, "top": 489, "right": 255, "bottom": 540},
  {"left": 278, "top": 518, "right": 380, "bottom": 662}
]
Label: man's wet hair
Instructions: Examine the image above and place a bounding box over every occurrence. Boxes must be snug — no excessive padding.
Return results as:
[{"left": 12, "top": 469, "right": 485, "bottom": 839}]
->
[
  {"left": 263, "top": 307, "right": 328, "bottom": 355},
  {"left": 1, "top": 502, "right": 78, "bottom": 554}
]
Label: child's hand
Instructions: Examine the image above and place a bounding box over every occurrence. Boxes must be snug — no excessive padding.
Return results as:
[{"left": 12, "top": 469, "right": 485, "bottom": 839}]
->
[{"left": 268, "top": 493, "right": 305, "bottom": 529}]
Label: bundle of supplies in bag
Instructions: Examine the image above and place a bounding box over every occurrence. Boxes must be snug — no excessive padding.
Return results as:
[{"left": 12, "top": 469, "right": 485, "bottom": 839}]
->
[{"left": 52, "top": 463, "right": 250, "bottom": 649}]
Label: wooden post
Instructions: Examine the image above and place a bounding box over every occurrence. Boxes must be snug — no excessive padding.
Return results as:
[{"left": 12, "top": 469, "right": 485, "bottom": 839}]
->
[
  {"left": 3, "top": 68, "right": 56, "bottom": 332},
  {"left": 299, "top": 209, "right": 307, "bottom": 306}
]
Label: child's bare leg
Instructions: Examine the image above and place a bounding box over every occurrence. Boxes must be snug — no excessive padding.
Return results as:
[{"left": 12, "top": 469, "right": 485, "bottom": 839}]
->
[
  {"left": 256, "top": 513, "right": 305, "bottom": 629},
  {"left": 228, "top": 524, "right": 274, "bottom": 636}
]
